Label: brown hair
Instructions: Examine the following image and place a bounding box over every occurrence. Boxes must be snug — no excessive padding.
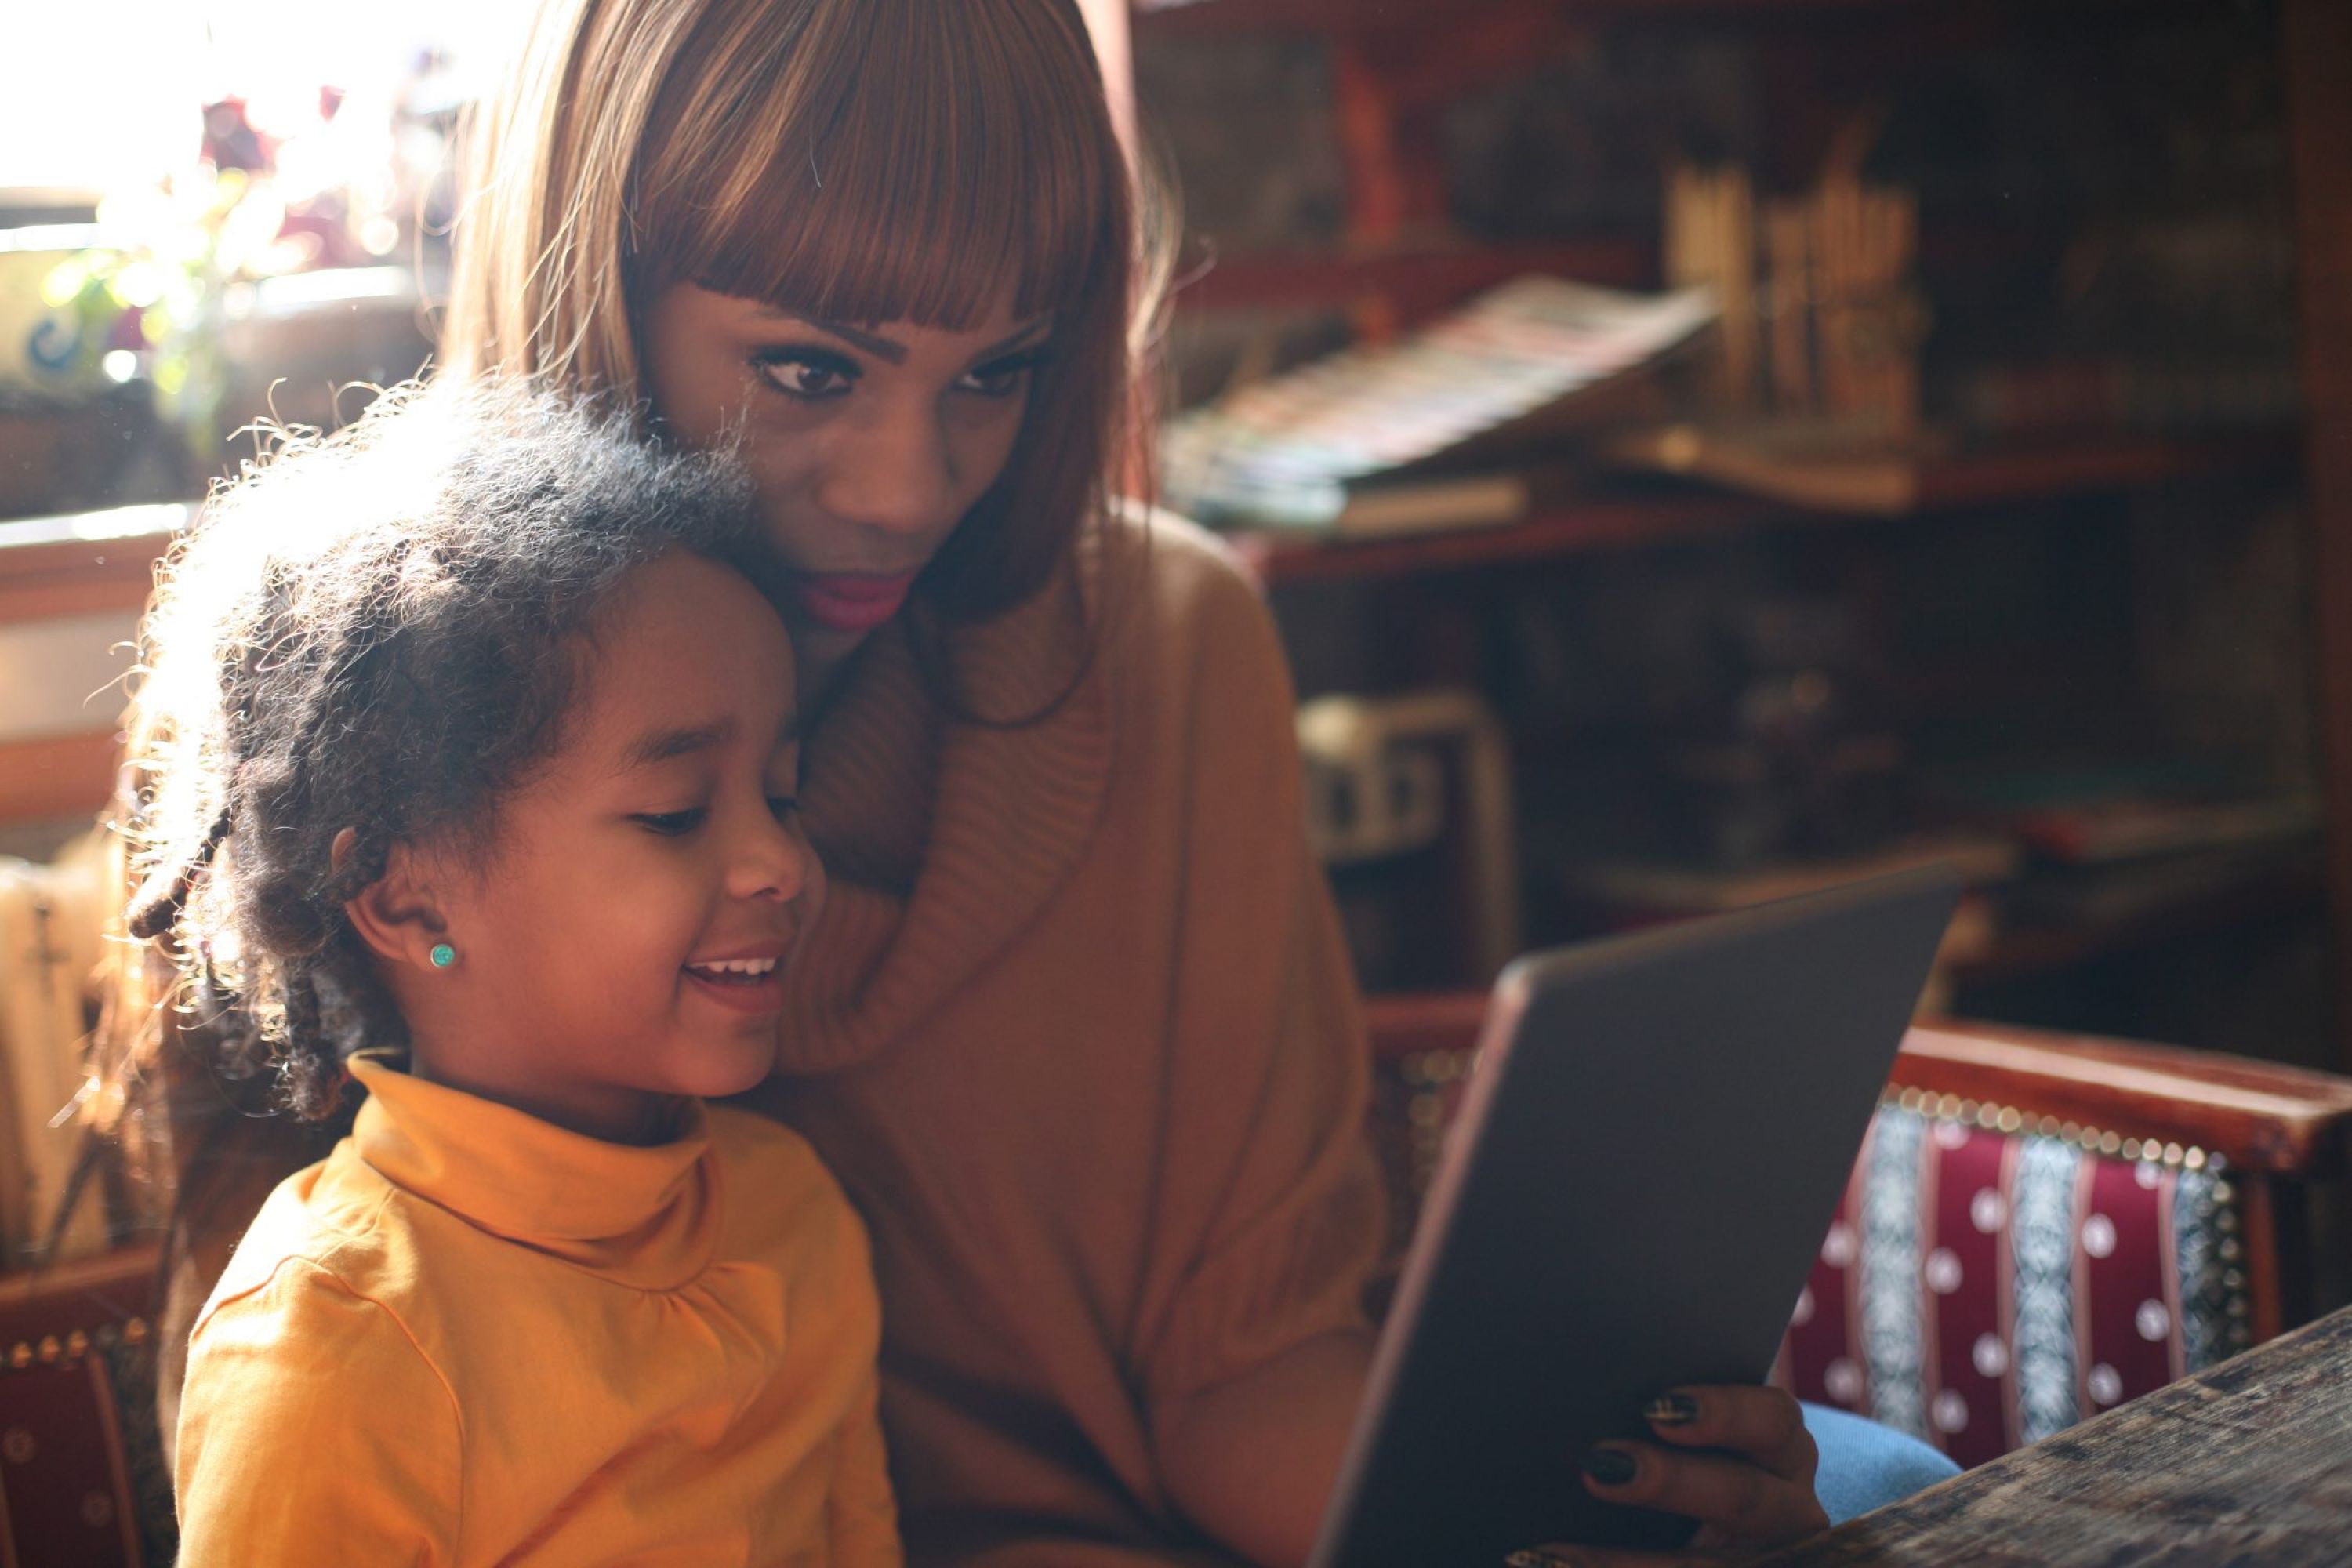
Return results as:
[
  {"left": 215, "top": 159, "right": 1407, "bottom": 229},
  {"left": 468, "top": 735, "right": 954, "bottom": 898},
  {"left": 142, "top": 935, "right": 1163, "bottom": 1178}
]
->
[{"left": 441, "top": 0, "right": 1159, "bottom": 624}]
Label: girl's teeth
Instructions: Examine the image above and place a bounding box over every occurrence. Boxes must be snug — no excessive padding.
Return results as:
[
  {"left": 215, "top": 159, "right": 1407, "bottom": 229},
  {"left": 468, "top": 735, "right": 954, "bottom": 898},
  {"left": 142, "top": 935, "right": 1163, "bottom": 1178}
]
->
[{"left": 691, "top": 958, "right": 776, "bottom": 978}]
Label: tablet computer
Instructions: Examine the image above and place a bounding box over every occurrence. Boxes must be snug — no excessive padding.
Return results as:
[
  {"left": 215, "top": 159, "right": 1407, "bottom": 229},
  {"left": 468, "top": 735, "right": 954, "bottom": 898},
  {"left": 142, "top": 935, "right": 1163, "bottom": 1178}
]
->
[{"left": 1309, "top": 866, "right": 1962, "bottom": 1567}]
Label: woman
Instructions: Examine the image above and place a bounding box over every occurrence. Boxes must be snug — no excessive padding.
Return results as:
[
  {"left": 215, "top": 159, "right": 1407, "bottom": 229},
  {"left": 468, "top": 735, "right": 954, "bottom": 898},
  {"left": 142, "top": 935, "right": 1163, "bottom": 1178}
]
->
[{"left": 134, "top": 1, "right": 1949, "bottom": 1562}]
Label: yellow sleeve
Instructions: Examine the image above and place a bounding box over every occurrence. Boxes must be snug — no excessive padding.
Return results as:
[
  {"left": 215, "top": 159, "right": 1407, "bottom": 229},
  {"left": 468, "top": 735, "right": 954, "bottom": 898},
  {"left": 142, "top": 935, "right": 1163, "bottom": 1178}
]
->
[
  {"left": 826, "top": 1366, "right": 903, "bottom": 1567},
  {"left": 175, "top": 1259, "right": 462, "bottom": 1566}
]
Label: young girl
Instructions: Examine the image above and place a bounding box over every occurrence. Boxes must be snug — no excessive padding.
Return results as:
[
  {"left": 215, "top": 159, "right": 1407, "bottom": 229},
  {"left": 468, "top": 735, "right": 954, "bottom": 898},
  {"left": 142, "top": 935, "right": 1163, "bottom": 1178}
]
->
[
  {"left": 135, "top": 381, "right": 900, "bottom": 1566},
  {"left": 117, "top": 3, "right": 1953, "bottom": 1563}
]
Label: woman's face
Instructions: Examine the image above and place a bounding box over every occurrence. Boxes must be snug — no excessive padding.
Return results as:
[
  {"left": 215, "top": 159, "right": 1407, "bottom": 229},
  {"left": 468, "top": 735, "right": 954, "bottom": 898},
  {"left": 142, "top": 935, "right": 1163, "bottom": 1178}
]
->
[{"left": 643, "top": 283, "right": 1051, "bottom": 691}]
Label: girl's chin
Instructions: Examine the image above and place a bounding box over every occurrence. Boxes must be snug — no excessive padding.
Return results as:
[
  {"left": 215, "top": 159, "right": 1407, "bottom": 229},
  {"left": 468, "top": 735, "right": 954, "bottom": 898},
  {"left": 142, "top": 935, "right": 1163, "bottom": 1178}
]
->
[{"left": 671, "top": 1044, "right": 779, "bottom": 1102}]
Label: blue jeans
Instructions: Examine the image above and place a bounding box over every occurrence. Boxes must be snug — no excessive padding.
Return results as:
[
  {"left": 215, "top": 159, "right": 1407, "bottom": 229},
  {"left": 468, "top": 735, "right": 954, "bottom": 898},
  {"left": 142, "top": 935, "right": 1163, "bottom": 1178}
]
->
[{"left": 1801, "top": 1402, "right": 1960, "bottom": 1526}]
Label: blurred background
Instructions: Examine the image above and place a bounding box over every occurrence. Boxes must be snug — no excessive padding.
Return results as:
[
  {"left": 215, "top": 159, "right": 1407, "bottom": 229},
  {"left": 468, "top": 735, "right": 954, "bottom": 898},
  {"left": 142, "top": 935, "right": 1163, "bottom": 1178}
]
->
[{"left": 0, "top": 0, "right": 2343, "bottom": 1079}]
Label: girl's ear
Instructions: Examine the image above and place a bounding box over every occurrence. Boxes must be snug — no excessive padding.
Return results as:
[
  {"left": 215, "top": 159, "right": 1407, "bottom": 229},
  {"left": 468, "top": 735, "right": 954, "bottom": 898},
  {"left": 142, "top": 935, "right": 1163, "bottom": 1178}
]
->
[{"left": 342, "top": 837, "right": 449, "bottom": 970}]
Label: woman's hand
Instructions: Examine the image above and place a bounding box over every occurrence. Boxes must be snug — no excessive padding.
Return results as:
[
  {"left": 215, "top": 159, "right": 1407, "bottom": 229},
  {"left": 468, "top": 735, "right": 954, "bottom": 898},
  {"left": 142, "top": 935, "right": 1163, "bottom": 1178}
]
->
[{"left": 1509, "top": 1384, "right": 1830, "bottom": 1566}]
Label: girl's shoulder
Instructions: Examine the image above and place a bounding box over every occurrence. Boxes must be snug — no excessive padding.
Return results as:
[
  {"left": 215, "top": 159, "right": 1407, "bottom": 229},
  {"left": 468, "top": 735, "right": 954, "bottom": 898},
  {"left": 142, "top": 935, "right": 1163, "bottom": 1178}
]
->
[{"left": 190, "top": 1142, "right": 416, "bottom": 1345}]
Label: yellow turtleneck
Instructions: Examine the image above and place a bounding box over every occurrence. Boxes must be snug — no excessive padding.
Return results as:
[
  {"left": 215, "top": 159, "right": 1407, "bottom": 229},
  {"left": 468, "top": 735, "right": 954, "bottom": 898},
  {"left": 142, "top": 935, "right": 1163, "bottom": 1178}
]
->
[{"left": 174, "top": 1054, "right": 900, "bottom": 1566}]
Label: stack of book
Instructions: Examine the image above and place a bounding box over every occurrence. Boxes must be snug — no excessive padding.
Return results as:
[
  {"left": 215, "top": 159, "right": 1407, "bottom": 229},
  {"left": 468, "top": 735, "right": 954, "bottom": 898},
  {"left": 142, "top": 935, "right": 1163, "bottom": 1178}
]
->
[{"left": 1159, "top": 277, "right": 1715, "bottom": 536}]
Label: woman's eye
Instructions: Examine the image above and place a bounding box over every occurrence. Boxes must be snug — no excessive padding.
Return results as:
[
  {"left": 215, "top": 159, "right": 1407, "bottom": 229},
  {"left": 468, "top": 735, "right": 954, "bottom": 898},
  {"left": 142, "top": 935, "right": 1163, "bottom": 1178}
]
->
[
  {"left": 765, "top": 794, "right": 800, "bottom": 822},
  {"left": 958, "top": 350, "right": 1048, "bottom": 400},
  {"left": 634, "top": 808, "right": 707, "bottom": 837},
  {"left": 751, "top": 349, "right": 858, "bottom": 401}
]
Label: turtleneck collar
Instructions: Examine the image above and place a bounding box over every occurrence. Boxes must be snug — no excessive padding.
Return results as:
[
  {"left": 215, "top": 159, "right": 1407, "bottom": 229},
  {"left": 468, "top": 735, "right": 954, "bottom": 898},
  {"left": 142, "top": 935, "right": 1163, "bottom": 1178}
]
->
[
  {"left": 772, "top": 536, "right": 1115, "bottom": 1076},
  {"left": 347, "top": 1054, "right": 720, "bottom": 1292}
]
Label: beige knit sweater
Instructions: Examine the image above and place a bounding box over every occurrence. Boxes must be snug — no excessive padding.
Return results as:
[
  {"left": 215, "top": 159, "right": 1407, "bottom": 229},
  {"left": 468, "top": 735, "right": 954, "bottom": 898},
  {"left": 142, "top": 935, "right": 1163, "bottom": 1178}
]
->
[{"left": 742, "top": 511, "right": 1385, "bottom": 1566}]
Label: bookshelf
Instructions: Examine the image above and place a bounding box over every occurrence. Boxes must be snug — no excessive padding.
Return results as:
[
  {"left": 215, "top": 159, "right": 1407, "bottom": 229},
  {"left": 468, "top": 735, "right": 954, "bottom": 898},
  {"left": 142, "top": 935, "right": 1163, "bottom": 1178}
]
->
[
  {"left": 1132, "top": 0, "right": 2352, "bottom": 1069},
  {"left": 1227, "top": 432, "right": 2300, "bottom": 586},
  {"left": 1174, "top": 240, "right": 1653, "bottom": 316},
  {"left": 1134, "top": 0, "right": 1931, "bottom": 37}
]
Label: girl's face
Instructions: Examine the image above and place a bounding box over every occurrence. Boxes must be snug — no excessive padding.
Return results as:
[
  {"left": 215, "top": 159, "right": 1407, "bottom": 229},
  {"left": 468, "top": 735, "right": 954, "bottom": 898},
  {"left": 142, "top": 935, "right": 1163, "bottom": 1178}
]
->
[
  {"left": 643, "top": 284, "right": 1051, "bottom": 696},
  {"left": 402, "top": 550, "right": 820, "bottom": 1142}
]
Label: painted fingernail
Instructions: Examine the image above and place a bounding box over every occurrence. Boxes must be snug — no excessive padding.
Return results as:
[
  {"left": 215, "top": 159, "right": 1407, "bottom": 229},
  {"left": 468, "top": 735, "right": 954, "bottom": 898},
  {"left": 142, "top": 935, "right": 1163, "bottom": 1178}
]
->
[
  {"left": 1581, "top": 1446, "right": 1639, "bottom": 1486},
  {"left": 1643, "top": 1392, "right": 1700, "bottom": 1425}
]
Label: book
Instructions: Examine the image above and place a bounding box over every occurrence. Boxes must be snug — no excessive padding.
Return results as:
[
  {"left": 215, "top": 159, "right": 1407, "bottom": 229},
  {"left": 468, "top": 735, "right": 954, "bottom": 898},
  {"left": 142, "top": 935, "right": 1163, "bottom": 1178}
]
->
[
  {"left": 1159, "top": 276, "right": 1716, "bottom": 532},
  {"left": 1312, "top": 470, "right": 1530, "bottom": 539},
  {"left": 1595, "top": 417, "right": 1958, "bottom": 515}
]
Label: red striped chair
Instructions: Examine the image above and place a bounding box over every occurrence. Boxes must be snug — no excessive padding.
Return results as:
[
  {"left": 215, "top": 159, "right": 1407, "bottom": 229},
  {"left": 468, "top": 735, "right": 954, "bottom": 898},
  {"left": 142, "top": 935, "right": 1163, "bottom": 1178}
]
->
[{"left": 1364, "top": 996, "right": 2352, "bottom": 1467}]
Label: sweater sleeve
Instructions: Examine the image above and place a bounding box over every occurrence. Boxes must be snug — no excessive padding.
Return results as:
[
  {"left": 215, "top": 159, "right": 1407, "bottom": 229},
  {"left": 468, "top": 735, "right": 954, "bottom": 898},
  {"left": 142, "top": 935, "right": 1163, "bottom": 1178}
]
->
[
  {"left": 176, "top": 1259, "right": 462, "bottom": 1566},
  {"left": 1138, "top": 536, "right": 1388, "bottom": 1409}
]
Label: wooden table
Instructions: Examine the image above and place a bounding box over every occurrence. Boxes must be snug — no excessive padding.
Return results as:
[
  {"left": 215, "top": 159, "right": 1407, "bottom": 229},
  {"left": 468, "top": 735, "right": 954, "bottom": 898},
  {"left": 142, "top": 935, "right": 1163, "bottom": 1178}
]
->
[{"left": 1754, "top": 1304, "right": 2352, "bottom": 1566}]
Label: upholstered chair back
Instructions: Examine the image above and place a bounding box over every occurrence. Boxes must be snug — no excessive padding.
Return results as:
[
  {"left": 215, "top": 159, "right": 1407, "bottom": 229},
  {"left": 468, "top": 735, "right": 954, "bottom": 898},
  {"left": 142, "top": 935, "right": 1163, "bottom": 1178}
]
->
[{"left": 1364, "top": 996, "right": 2352, "bottom": 1467}]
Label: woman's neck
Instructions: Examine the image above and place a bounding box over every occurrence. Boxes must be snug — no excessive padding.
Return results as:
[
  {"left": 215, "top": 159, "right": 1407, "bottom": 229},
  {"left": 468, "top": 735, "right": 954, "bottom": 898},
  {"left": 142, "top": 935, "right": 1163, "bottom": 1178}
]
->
[{"left": 795, "top": 622, "right": 876, "bottom": 725}]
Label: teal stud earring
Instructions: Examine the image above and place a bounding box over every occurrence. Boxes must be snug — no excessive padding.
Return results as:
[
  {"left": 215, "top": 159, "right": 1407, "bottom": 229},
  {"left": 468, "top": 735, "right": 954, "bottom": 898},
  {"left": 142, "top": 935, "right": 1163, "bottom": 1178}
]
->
[{"left": 429, "top": 942, "right": 457, "bottom": 970}]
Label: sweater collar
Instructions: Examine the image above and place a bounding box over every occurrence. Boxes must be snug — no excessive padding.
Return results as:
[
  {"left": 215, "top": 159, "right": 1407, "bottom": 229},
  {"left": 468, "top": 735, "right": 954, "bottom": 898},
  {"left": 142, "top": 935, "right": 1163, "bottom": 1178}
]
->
[
  {"left": 347, "top": 1054, "right": 720, "bottom": 1291},
  {"left": 773, "top": 544, "right": 1113, "bottom": 1075}
]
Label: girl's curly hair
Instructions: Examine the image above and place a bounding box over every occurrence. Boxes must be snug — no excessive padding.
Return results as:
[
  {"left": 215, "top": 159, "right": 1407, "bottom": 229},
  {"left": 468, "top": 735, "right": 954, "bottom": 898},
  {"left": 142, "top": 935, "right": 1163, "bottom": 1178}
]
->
[{"left": 125, "top": 378, "right": 782, "bottom": 1120}]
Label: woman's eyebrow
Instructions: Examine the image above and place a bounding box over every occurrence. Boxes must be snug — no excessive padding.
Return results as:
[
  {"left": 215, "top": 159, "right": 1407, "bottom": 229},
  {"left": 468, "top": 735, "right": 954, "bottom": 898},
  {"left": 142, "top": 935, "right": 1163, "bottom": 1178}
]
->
[
  {"left": 747, "top": 306, "right": 906, "bottom": 363},
  {"left": 748, "top": 308, "right": 1052, "bottom": 364},
  {"left": 973, "top": 318, "right": 1054, "bottom": 358},
  {"left": 797, "top": 317, "right": 908, "bottom": 364}
]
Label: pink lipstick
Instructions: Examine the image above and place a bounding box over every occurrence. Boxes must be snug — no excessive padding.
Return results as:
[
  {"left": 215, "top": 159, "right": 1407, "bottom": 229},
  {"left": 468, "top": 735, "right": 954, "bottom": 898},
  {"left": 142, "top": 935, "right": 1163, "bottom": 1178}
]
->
[{"left": 795, "top": 571, "right": 919, "bottom": 634}]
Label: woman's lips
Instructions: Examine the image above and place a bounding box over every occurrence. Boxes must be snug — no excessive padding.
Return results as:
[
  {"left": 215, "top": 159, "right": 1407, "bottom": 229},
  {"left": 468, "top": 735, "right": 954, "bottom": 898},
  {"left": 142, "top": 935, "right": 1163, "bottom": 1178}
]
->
[{"left": 795, "top": 571, "right": 919, "bottom": 633}]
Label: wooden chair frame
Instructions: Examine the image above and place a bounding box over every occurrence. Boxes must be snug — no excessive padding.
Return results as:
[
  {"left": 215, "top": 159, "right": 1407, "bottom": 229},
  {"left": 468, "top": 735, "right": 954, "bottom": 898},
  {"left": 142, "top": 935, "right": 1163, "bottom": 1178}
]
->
[{"left": 1364, "top": 995, "right": 2352, "bottom": 1345}]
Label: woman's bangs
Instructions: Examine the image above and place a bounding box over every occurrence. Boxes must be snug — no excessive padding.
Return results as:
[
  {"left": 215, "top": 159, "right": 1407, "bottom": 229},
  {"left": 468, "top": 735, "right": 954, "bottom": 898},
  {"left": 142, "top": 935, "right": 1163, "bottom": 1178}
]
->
[{"left": 662, "top": 0, "right": 1122, "bottom": 331}]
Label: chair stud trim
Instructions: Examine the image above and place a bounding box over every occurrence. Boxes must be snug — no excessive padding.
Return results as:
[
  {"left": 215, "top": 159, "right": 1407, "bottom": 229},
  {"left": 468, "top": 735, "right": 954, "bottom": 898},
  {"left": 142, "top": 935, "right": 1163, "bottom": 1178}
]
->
[
  {"left": 0, "top": 1316, "right": 146, "bottom": 1377},
  {"left": 1885, "top": 1086, "right": 2223, "bottom": 1174}
]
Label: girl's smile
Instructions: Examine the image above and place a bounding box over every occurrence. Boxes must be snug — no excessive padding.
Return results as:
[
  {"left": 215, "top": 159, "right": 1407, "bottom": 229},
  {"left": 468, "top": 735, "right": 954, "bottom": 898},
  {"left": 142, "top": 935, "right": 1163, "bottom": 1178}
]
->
[{"left": 683, "top": 946, "right": 789, "bottom": 1011}]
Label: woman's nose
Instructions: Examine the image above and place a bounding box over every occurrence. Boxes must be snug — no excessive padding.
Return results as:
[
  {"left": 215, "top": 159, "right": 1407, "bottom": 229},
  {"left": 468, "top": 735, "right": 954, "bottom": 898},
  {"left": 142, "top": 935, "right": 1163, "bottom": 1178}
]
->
[{"left": 817, "top": 402, "right": 957, "bottom": 538}]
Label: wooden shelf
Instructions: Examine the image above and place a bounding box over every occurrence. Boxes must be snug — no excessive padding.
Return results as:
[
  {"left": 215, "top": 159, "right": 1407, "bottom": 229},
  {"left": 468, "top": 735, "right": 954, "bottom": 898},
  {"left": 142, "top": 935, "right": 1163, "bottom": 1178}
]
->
[
  {"left": 1227, "top": 430, "right": 2299, "bottom": 587},
  {"left": 0, "top": 502, "right": 189, "bottom": 622},
  {"left": 1953, "top": 854, "right": 2326, "bottom": 987},
  {"left": 1134, "top": 0, "right": 1914, "bottom": 35},
  {"left": 1135, "top": 0, "right": 2197, "bottom": 35},
  {"left": 1230, "top": 492, "right": 1769, "bottom": 585},
  {"left": 1550, "top": 845, "right": 2321, "bottom": 995},
  {"left": 1904, "top": 432, "right": 2298, "bottom": 510},
  {"left": 0, "top": 731, "right": 122, "bottom": 826},
  {"left": 1172, "top": 239, "right": 1655, "bottom": 318}
]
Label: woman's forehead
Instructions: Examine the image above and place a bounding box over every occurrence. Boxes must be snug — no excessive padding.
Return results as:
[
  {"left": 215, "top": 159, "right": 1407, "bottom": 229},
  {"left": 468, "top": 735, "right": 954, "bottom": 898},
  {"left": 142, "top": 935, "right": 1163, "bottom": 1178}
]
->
[{"left": 742, "top": 293, "right": 1054, "bottom": 344}]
